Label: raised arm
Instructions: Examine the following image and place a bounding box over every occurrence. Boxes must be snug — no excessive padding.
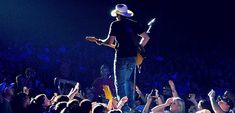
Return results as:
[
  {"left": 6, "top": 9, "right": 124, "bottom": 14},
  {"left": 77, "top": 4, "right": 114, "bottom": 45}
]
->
[
  {"left": 136, "top": 85, "right": 147, "bottom": 103},
  {"left": 188, "top": 93, "right": 198, "bottom": 111},
  {"left": 143, "top": 90, "right": 153, "bottom": 113},
  {"left": 168, "top": 80, "right": 179, "bottom": 97},
  {"left": 152, "top": 89, "right": 163, "bottom": 105},
  {"left": 151, "top": 97, "right": 173, "bottom": 113},
  {"left": 208, "top": 89, "right": 224, "bottom": 113},
  {"left": 67, "top": 82, "right": 79, "bottom": 100},
  {"left": 139, "top": 32, "right": 150, "bottom": 48},
  {"left": 117, "top": 96, "right": 128, "bottom": 109}
]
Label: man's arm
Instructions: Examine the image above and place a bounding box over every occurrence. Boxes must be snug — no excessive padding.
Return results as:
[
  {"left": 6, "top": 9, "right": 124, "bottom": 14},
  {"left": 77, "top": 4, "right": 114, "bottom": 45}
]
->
[
  {"left": 139, "top": 32, "right": 150, "bottom": 47},
  {"left": 100, "top": 36, "right": 116, "bottom": 45},
  {"left": 143, "top": 91, "right": 153, "bottom": 113},
  {"left": 188, "top": 93, "right": 198, "bottom": 111},
  {"left": 208, "top": 89, "right": 225, "bottom": 113},
  {"left": 16, "top": 75, "right": 24, "bottom": 88},
  {"left": 151, "top": 97, "right": 173, "bottom": 113},
  {"left": 169, "top": 80, "right": 179, "bottom": 97},
  {"left": 136, "top": 86, "right": 147, "bottom": 103},
  {"left": 96, "top": 36, "right": 116, "bottom": 49}
]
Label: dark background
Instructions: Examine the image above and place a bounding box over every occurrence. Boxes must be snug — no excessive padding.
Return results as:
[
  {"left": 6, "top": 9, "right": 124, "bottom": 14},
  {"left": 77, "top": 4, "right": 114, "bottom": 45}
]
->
[{"left": 0, "top": 0, "right": 234, "bottom": 95}]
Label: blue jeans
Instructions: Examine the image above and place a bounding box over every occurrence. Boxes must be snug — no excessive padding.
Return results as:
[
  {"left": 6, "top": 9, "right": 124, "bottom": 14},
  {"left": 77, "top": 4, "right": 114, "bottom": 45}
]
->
[{"left": 114, "top": 56, "right": 136, "bottom": 109}]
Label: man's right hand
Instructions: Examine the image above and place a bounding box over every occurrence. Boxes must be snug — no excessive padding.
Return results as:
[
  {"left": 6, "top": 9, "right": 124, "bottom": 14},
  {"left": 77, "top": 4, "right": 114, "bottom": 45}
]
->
[
  {"left": 165, "top": 97, "right": 174, "bottom": 106},
  {"left": 208, "top": 89, "right": 216, "bottom": 99},
  {"left": 96, "top": 39, "right": 103, "bottom": 45}
]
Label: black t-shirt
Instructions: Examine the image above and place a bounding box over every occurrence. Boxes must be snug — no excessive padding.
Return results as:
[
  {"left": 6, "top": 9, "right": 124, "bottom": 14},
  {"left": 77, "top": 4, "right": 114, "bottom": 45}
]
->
[{"left": 109, "top": 18, "right": 145, "bottom": 58}]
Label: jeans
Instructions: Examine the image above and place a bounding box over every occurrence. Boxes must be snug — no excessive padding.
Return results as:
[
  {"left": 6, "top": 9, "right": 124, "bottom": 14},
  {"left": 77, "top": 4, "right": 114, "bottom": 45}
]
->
[{"left": 114, "top": 56, "right": 136, "bottom": 109}]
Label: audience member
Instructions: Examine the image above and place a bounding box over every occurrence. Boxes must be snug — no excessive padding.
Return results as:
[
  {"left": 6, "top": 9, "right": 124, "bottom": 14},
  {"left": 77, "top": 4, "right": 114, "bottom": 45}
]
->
[{"left": 92, "top": 64, "right": 115, "bottom": 101}]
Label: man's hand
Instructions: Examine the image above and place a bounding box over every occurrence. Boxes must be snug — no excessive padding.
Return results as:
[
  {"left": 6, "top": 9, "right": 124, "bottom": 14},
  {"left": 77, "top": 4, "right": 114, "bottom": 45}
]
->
[
  {"left": 117, "top": 96, "right": 128, "bottom": 109},
  {"left": 168, "top": 80, "right": 175, "bottom": 90},
  {"left": 208, "top": 89, "right": 216, "bottom": 99},
  {"left": 67, "top": 82, "right": 80, "bottom": 100},
  {"left": 96, "top": 39, "right": 103, "bottom": 45},
  {"left": 76, "top": 90, "right": 85, "bottom": 99},
  {"left": 188, "top": 93, "right": 196, "bottom": 102},
  {"left": 136, "top": 86, "right": 142, "bottom": 95},
  {"left": 146, "top": 90, "right": 153, "bottom": 102},
  {"left": 154, "top": 89, "right": 159, "bottom": 97},
  {"left": 165, "top": 97, "right": 174, "bottom": 106},
  {"left": 23, "top": 86, "right": 30, "bottom": 95}
]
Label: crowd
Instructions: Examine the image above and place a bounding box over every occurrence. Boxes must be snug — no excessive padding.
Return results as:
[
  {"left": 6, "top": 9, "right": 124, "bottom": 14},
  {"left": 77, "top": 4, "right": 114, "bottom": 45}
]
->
[
  {"left": 0, "top": 40, "right": 235, "bottom": 113},
  {"left": 1, "top": 71, "right": 234, "bottom": 113}
]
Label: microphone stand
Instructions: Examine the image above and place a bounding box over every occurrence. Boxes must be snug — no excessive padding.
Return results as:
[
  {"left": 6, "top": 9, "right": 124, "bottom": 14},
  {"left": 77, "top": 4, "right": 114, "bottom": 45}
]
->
[{"left": 133, "top": 18, "right": 156, "bottom": 106}]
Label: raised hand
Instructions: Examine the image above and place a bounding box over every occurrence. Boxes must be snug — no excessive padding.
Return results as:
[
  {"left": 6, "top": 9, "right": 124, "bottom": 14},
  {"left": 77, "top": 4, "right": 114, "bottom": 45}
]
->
[
  {"left": 23, "top": 86, "right": 30, "bottom": 95},
  {"left": 146, "top": 90, "right": 153, "bottom": 102},
  {"left": 150, "top": 97, "right": 173, "bottom": 113},
  {"left": 76, "top": 90, "right": 85, "bottom": 99},
  {"left": 165, "top": 97, "right": 174, "bottom": 106},
  {"left": 168, "top": 80, "right": 179, "bottom": 97},
  {"left": 120, "top": 96, "right": 128, "bottom": 104},
  {"left": 188, "top": 93, "right": 196, "bottom": 102},
  {"left": 168, "top": 80, "right": 175, "bottom": 90},
  {"left": 136, "top": 85, "right": 147, "bottom": 103},
  {"left": 208, "top": 89, "right": 216, "bottom": 99},
  {"left": 67, "top": 82, "right": 80, "bottom": 100},
  {"left": 117, "top": 96, "right": 128, "bottom": 109},
  {"left": 152, "top": 89, "right": 159, "bottom": 98},
  {"left": 136, "top": 86, "right": 142, "bottom": 95},
  {"left": 152, "top": 89, "right": 163, "bottom": 105}
]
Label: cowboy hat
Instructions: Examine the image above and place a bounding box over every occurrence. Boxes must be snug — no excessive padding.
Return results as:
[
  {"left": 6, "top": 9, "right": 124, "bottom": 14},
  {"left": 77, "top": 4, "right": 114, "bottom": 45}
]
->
[{"left": 111, "top": 4, "right": 134, "bottom": 17}]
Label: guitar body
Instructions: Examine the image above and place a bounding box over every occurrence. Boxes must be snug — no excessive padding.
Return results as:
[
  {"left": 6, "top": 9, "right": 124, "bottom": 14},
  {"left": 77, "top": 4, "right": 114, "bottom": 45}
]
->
[{"left": 136, "top": 52, "right": 144, "bottom": 66}]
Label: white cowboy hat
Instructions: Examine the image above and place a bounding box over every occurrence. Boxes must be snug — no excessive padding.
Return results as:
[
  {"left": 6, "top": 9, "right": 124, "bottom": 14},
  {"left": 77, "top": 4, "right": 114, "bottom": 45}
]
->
[{"left": 111, "top": 4, "right": 134, "bottom": 17}]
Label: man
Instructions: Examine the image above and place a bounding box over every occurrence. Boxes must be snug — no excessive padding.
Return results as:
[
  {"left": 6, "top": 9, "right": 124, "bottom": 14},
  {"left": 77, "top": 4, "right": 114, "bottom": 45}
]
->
[
  {"left": 16, "top": 67, "right": 40, "bottom": 97},
  {"left": 223, "top": 90, "right": 235, "bottom": 112},
  {"left": 208, "top": 89, "right": 234, "bottom": 113},
  {"left": 96, "top": 4, "right": 150, "bottom": 112},
  {"left": 92, "top": 64, "right": 115, "bottom": 100}
]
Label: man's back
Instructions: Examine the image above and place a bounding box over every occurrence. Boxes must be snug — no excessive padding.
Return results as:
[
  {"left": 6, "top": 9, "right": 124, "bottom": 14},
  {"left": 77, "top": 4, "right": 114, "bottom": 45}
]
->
[{"left": 110, "top": 18, "right": 145, "bottom": 58}]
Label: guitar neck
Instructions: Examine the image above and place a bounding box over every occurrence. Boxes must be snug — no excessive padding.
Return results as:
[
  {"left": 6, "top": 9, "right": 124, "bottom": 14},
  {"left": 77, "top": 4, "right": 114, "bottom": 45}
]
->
[
  {"left": 86, "top": 36, "right": 116, "bottom": 49},
  {"left": 100, "top": 43, "right": 116, "bottom": 49}
]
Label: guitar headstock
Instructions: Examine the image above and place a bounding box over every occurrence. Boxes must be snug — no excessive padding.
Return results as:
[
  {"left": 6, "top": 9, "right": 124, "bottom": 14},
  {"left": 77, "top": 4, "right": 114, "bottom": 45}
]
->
[{"left": 85, "top": 36, "right": 98, "bottom": 43}]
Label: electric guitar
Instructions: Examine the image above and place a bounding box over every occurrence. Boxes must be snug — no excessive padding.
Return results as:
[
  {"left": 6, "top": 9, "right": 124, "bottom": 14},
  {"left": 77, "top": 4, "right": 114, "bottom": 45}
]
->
[
  {"left": 85, "top": 18, "right": 156, "bottom": 66},
  {"left": 85, "top": 36, "right": 144, "bottom": 66}
]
